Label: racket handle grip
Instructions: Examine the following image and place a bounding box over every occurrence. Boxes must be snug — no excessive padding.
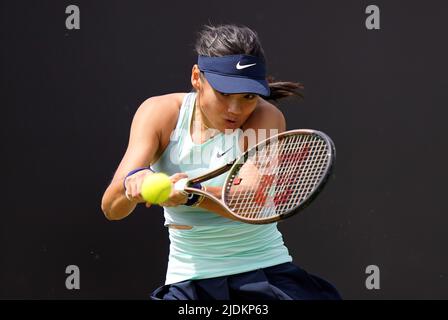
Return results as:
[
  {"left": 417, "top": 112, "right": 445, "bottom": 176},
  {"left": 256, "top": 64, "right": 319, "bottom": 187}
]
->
[{"left": 174, "top": 178, "right": 188, "bottom": 194}]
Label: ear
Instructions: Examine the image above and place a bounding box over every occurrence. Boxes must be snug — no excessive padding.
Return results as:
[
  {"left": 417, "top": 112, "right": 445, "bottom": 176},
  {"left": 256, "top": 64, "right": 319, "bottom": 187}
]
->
[{"left": 191, "top": 64, "right": 202, "bottom": 91}]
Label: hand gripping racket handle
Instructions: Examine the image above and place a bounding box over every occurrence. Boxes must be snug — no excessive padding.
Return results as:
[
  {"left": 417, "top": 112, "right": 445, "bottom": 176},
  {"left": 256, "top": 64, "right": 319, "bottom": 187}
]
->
[
  {"left": 174, "top": 177, "right": 238, "bottom": 221},
  {"left": 174, "top": 178, "right": 207, "bottom": 196},
  {"left": 174, "top": 178, "right": 205, "bottom": 207},
  {"left": 174, "top": 178, "right": 189, "bottom": 196}
]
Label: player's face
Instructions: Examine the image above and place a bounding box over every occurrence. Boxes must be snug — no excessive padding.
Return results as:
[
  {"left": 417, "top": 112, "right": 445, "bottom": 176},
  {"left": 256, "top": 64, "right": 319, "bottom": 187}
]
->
[
  {"left": 196, "top": 73, "right": 259, "bottom": 132},
  {"left": 191, "top": 65, "right": 260, "bottom": 133}
]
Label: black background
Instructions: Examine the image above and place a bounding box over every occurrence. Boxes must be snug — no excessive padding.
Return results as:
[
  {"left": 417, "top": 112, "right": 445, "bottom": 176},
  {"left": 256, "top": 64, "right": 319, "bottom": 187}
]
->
[{"left": 1, "top": 0, "right": 447, "bottom": 299}]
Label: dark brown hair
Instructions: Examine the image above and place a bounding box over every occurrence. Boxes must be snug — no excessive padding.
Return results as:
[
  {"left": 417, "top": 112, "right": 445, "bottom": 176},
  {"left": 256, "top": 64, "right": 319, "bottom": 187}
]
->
[{"left": 195, "top": 24, "right": 303, "bottom": 101}]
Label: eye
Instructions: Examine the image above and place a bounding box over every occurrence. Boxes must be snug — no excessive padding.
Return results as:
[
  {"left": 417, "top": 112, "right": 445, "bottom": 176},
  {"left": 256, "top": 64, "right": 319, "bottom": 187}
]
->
[{"left": 244, "top": 94, "right": 257, "bottom": 100}]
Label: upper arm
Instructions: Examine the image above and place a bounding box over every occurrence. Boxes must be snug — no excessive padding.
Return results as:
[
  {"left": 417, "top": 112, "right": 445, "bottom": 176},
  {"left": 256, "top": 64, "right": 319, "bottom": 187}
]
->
[{"left": 111, "top": 94, "right": 181, "bottom": 183}]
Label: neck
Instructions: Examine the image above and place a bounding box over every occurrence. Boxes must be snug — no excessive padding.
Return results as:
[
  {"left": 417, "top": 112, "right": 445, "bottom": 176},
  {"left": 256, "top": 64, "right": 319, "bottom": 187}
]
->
[{"left": 195, "top": 101, "right": 220, "bottom": 137}]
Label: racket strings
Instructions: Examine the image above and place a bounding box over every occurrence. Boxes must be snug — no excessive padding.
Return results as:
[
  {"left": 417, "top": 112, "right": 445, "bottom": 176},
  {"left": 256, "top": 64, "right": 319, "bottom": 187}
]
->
[
  {"left": 224, "top": 134, "right": 331, "bottom": 220},
  {"left": 256, "top": 136, "right": 326, "bottom": 218},
  {"left": 243, "top": 134, "right": 302, "bottom": 218}
]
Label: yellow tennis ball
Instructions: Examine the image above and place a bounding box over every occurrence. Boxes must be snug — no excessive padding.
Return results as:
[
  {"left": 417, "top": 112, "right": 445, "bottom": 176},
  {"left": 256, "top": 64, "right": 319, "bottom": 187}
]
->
[{"left": 141, "top": 173, "right": 172, "bottom": 204}]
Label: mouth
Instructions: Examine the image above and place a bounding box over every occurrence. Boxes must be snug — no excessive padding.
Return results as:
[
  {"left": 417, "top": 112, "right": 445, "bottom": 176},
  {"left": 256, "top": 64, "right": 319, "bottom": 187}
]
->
[{"left": 224, "top": 118, "right": 238, "bottom": 128}]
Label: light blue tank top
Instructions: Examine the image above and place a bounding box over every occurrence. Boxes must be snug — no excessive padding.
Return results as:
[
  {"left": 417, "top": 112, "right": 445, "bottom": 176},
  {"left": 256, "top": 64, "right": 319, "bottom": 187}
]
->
[{"left": 151, "top": 92, "right": 292, "bottom": 284}]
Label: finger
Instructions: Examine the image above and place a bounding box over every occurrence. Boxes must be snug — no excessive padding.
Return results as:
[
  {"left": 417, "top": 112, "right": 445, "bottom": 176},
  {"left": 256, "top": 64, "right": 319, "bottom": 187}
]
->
[
  {"left": 161, "top": 196, "right": 186, "bottom": 207},
  {"left": 160, "top": 200, "right": 176, "bottom": 207},
  {"left": 145, "top": 202, "right": 152, "bottom": 208},
  {"left": 128, "top": 183, "right": 137, "bottom": 199},
  {"left": 132, "top": 185, "right": 140, "bottom": 198},
  {"left": 171, "top": 172, "right": 189, "bottom": 183},
  {"left": 131, "top": 182, "right": 143, "bottom": 200},
  {"left": 172, "top": 193, "right": 187, "bottom": 202},
  {"left": 172, "top": 172, "right": 188, "bottom": 178},
  {"left": 129, "top": 181, "right": 144, "bottom": 202}
]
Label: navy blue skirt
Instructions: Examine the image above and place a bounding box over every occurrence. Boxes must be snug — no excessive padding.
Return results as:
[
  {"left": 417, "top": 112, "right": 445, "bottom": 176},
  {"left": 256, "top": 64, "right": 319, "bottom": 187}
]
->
[{"left": 150, "top": 262, "right": 342, "bottom": 300}]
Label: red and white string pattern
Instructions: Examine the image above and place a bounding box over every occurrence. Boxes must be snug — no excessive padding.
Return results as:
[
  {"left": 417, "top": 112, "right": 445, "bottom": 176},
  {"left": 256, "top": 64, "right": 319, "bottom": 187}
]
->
[{"left": 224, "top": 134, "right": 330, "bottom": 221}]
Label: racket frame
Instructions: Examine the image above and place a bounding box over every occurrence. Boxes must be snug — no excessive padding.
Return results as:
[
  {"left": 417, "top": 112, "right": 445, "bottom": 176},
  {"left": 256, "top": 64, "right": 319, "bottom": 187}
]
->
[{"left": 175, "top": 129, "right": 336, "bottom": 224}]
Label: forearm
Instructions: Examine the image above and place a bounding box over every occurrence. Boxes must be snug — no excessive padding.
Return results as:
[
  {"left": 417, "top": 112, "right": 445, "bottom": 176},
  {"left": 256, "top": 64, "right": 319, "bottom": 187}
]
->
[
  {"left": 196, "top": 186, "right": 240, "bottom": 221},
  {"left": 199, "top": 199, "right": 239, "bottom": 221},
  {"left": 203, "top": 186, "right": 221, "bottom": 199}
]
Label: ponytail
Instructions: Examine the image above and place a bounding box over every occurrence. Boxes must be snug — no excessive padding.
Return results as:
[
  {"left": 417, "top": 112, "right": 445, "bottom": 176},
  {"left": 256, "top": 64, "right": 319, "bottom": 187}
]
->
[{"left": 266, "top": 76, "right": 304, "bottom": 101}]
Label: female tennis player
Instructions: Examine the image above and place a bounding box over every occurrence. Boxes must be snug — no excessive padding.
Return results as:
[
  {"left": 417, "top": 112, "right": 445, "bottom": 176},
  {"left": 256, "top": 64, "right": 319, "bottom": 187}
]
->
[{"left": 101, "top": 24, "right": 341, "bottom": 300}]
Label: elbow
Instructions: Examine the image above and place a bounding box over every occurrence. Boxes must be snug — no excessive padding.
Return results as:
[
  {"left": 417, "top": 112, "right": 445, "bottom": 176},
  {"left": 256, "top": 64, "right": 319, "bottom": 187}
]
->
[
  {"left": 101, "top": 196, "right": 130, "bottom": 221},
  {"left": 101, "top": 207, "right": 113, "bottom": 221},
  {"left": 101, "top": 201, "right": 114, "bottom": 221},
  {"left": 101, "top": 196, "right": 120, "bottom": 221},
  {"left": 101, "top": 185, "right": 134, "bottom": 220},
  {"left": 101, "top": 204, "right": 124, "bottom": 221}
]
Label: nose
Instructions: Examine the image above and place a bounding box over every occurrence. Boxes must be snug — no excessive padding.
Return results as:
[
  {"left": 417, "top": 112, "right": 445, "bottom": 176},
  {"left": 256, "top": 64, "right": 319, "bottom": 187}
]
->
[{"left": 227, "top": 100, "right": 243, "bottom": 116}]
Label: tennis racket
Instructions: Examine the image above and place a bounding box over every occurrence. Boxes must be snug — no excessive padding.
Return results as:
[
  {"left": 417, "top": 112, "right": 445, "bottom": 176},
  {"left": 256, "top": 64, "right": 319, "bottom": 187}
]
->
[{"left": 174, "top": 129, "right": 336, "bottom": 224}]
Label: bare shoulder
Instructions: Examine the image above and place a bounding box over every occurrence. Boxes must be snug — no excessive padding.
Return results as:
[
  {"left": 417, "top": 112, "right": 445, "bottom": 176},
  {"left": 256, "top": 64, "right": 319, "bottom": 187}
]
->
[
  {"left": 239, "top": 99, "right": 287, "bottom": 151},
  {"left": 136, "top": 93, "right": 185, "bottom": 117},
  {"left": 134, "top": 93, "right": 186, "bottom": 131},
  {"left": 243, "top": 98, "right": 286, "bottom": 132}
]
